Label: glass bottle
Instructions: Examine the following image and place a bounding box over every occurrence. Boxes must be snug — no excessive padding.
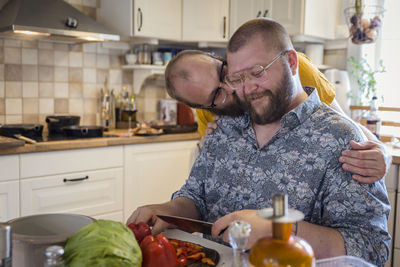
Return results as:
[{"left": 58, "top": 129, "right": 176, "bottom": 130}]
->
[
  {"left": 43, "top": 245, "right": 65, "bottom": 267},
  {"left": 365, "top": 96, "right": 381, "bottom": 139},
  {"left": 228, "top": 220, "right": 251, "bottom": 267},
  {"left": 0, "top": 223, "right": 12, "bottom": 267},
  {"left": 249, "top": 194, "right": 314, "bottom": 267}
]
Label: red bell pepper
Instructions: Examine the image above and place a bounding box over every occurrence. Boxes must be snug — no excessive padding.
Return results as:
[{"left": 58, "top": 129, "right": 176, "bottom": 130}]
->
[
  {"left": 141, "top": 234, "right": 178, "bottom": 267},
  {"left": 127, "top": 221, "right": 152, "bottom": 244}
]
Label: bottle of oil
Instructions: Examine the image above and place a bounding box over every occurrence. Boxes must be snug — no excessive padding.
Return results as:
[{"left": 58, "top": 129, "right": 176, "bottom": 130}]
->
[
  {"left": 249, "top": 194, "right": 314, "bottom": 267},
  {"left": 365, "top": 96, "right": 381, "bottom": 139}
]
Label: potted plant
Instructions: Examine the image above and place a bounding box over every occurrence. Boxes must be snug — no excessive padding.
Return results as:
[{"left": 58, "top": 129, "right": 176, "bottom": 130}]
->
[{"left": 347, "top": 56, "right": 385, "bottom": 105}]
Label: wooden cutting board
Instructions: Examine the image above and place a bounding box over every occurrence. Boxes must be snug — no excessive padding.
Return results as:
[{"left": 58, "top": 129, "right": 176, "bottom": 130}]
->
[{"left": 0, "top": 135, "right": 25, "bottom": 149}]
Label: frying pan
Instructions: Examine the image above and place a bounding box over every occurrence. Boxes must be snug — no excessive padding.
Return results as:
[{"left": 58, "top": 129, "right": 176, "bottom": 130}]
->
[{"left": 62, "top": 125, "right": 104, "bottom": 138}]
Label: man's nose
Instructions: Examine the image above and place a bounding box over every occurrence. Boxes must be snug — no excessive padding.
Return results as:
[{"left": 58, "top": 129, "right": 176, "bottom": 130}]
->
[{"left": 241, "top": 76, "right": 258, "bottom": 96}]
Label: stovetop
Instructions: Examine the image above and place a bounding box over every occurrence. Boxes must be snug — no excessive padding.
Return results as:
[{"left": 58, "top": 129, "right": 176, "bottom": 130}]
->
[{"left": 29, "top": 134, "right": 119, "bottom": 143}]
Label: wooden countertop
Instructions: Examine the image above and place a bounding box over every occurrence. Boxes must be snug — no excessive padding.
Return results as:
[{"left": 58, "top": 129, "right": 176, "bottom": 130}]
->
[{"left": 0, "top": 131, "right": 201, "bottom": 155}]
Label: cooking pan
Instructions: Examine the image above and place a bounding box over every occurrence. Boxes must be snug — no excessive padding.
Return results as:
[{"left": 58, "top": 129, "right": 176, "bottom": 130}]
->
[
  {"left": 0, "top": 124, "right": 43, "bottom": 139},
  {"left": 46, "top": 115, "right": 80, "bottom": 135},
  {"left": 62, "top": 125, "right": 104, "bottom": 138}
]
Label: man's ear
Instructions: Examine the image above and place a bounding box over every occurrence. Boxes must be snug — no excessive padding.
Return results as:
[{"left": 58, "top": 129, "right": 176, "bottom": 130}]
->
[{"left": 286, "top": 50, "right": 298, "bottom": 75}]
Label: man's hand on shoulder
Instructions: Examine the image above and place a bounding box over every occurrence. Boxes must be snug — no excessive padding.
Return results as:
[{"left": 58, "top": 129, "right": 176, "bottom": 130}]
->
[
  {"left": 204, "top": 115, "right": 220, "bottom": 136},
  {"left": 339, "top": 140, "right": 391, "bottom": 183}
]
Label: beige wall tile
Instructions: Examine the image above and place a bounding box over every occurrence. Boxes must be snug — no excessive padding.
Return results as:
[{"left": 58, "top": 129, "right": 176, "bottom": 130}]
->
[
  {"left": 83, "top": 53, "right": 96, "bottom": 67},
  {"left": 54, "top": 82, "right": 69, "bottom": 98},
  {"left": 54, "top": 51, "right": 69, "bottom": 66},
  {"left": 0, "top": 64, "right": 3, "bottom": 80},
  {"left": 22, "top": 40, "right": 38, "bottom": 48},
  {"left": 38, "top": 66, "right": 54, "bottom": 82},
  {"left": 0, "top": 48, "right": 3, "bottom": 64},
  {"left": 0, "top": 81, "right": 4, "bottom": 97},
  {"left": 83, "top": 68, "right": 96, "bottom": 83},
  {"left": 23, "top": 98, "right": 39, "bottom": 114},
  {"left": 69, "top": 67, "right": 83, "bottom": 83},
  {"left": 6, "top": 98, "right": 22, "bottom": 114},
  {"left": 83, "top": 43, "right": 97, "bottom": 53},
  {"left": 22, "top": 65, "right": 38, "bottom": 81},
  {"left": 96, "top": 44, "right": 109, "bottom": 55},
  {"left": 39, "top": 98, "right": 54, "bottom": 114},
  {"left": 54, "top": 44, "right": 69, "bottom": 51},
  {"left": 97, "top": 54, "right": 109, "bottom": 68},
  {"left": 39, "top": 82, "right": 54, "bottom": 97},
  {"left": 144, "top": 98, "right": 158, "bottom": 113},
  {"left": 38, "top": 41, "right": 53, "bottom": 50},
  {"left": 82, "top": 114, "right": 96, "bottom": 125},
  {"left": 109, "top": 69, "right": 122, "bottom": 84},
  {"left": 4, "top": 39, "right": 21, "bottom": 47},
  {"left": 69, "top": 98, "right": 84, "bottom": 114},
  {"left": 83, "top": 83, "right": 98, "bottom": 98},
  {"left": 144, "top": 112, "right": 157, "bottom": 122},
  {"left": 110, "top": 55, "right": 122, "bottom": 68},
  {"left": 6, "top": 115, "right": 22, "bottom": 124},
  {"left": 4, "top": 47, "right": 21, "bottom": 64},
  {"left": 23, "top": 114, "right": 39, "bottom": 124},
  {"left": 22, "top": 48, "right": 38, "bottom": 65},
  {"left": 69, "top": 44, "right": 83, "bottom": 52},
  {"left": 5, "top": 64, "right": 22, "bottom": 81},
  {"left": 0, "top": 115, "right": 4, "bottom": 124},
  {"left": 83, "top": 98, "right": 97, "bottom": 114},
  {"left": 38, "top": 50, "right": 54, "bottom": 66},
  {"left": 0, "top": 98, "right": 4, "bottom": 114},
  {"left": 96, "top": 69, "right": 108, "bottom": 84},
  {"left": 69, "top": 52, "right": 83, "bottom": 67},
  {"left": 69, "top": 83, "right": 83, "bottom": 98},
  {"left": 5, "top": 82, "right": 22, "bottom": 97},
  {"left": 54, "top": 99, "right": 69, "bottom": 114},
  {"left": 22, "top": 82, "right": 39, "bottom": 98},
  {"left": 54, "top": 67, "right": 68, "bottom": 82}
]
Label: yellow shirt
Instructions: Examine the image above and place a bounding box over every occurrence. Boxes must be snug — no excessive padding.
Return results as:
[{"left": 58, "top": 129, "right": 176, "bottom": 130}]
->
[{"left": 196, "top": 52, "right": 336, "bottom": 136}]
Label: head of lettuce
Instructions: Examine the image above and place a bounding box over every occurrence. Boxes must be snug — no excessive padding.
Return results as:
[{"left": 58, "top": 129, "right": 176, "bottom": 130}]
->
[{"left": 63, "top": 219, "right": 142, "bottom": 267}]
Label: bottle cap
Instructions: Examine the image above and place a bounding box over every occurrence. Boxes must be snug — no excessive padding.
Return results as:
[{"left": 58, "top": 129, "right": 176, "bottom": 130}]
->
[{"left": 257, "top": 194, "right": 304, "bottom": 223}]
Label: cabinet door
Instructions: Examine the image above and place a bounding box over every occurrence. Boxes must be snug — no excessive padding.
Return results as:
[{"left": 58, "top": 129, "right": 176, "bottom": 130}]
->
[
  {"left": 0, "top": 155, "right": 19, "bottom": 182},
  {"left": 303, "top": 0, "right": 336, "bottom": 39},
  {"left": 394, "top": 249, "right": 400, "bottom": 267},
  {"left": 124, "top": 140, "right": 198, "bottom": 221},
  {"left": 0, "top": 181, "right": 19, "bottom": 221},
  {"left": 271, "top": 0, "right": 303, "bottom": 36},
  {"left": 230, "top": 0, "right": 272, "bottom": 37},
  {"left": 134, "top": 0, "right": 182, "bottom": 40},
  {"left": 182, "top": 0, "right": 229, "bottom": 42},
  {"left": 20, "top": 168, "right": 123, "bottom": 217}
]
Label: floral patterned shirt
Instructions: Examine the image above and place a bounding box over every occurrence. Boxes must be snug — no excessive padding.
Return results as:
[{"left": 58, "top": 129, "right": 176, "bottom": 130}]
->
[{"left": 172, "top": 88, "right": 391, "bottom": 266}]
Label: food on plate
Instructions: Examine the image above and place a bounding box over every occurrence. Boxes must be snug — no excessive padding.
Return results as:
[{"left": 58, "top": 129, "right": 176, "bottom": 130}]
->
[
  {"left": 132, "top": 122, "right": 163, "bottom": 135},
  {"left": 141, "top": 234, "right": 178, "bottom": 267},
  {"left": 127, "top": 221, "right": 152, "bottom": 243},
  {"left": 170, "top": 239, "right": 217, "bottom": 266},
  {"left": 63, "top": 220, "right": 142, "bottom": 267}
]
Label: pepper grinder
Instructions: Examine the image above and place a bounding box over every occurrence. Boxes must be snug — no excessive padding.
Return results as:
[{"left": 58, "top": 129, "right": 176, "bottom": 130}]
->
[
  {"left": 0, "top": 223, "right": 12, "bottom": 267},
  {"left": 228, "top": 220, "right": 251, "bottom": 267}
]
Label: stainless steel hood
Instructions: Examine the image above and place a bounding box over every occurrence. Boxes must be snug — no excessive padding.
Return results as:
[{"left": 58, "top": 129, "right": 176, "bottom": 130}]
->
[{"left": 0, "top": 0, "right": 120, "bottom": 43}]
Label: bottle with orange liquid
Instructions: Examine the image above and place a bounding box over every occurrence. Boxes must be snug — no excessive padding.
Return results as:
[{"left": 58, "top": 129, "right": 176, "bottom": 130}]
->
[{"left": 249, "top": 194, "right": 315, "bottom": 267}]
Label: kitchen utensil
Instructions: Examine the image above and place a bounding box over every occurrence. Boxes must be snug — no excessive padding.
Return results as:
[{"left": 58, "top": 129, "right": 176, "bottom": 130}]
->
[
  {"left": 8, "top": 213, "right": 94, "bottom": 267},
  {"left": 0, "top": 223, "right": 12, "bottom": 267},
  {"left": 61, "top": 126, "right": 104, "bottom": 138},
  {"left": 14, "top": 134, "right": 37, "bottom": 144},
  {"left": 0, "top": 135, "right": 25, "bottom": 148},
  {"left": 45, "top": 115, "right": 80, "bottom": 135},
  {"left": 0, "top": 124, "right": 43, "bottom": 139},
  {"left": 157, "top": 215, "right": 225, "bottom": 236},
  {"left": 100, "top": 88, "right": 116, "bottom": 131},
  {"left": 152, "top": 124, "right": 197, "bottom": 134}
]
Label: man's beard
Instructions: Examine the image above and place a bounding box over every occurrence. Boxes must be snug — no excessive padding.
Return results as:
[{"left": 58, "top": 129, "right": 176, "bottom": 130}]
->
[
  {"left": 208, "top": 94, "right": 245, "bottom": 117},
  {"left": 236, "top": 67, "right": 294, "bottom": 125}
]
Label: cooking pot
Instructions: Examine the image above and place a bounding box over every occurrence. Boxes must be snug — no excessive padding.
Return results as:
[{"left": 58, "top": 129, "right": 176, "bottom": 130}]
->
[
  {"left": 0, "top": 124, "right": 43, "bottom": 139},
  {"left": 45, "top": 115, "right": 80, "bottom": 135},
  {"left": 8, "top": 213, "right": 94, "bottom": 267},
  {"left": 62, "top": 125, "right": 104, "bottom": 138}
]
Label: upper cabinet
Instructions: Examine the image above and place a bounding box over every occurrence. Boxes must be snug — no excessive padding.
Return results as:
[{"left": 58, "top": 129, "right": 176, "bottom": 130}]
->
[
  {"left": 230, "top": 0, "right": 337, "bottom": 40},
  {"left": 182, "top": 0, "right": 230, "bottom": 42},
  {"left": 100, "top": 0, "right": 181, "bottom": 41}
]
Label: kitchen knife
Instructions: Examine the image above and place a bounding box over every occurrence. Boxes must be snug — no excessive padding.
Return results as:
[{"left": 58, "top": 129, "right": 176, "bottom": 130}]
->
[{"left": 157, "top": 215, "right": 215, "bottom": 235}]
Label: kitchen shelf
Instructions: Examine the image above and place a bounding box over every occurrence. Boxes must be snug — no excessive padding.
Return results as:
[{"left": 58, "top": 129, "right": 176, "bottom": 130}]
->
[
  {"left": 121, "top": 64, "right": 166, "bottom": 94},
  {"left": 122, "top": 64, "right": 166, "bottom": 70}
]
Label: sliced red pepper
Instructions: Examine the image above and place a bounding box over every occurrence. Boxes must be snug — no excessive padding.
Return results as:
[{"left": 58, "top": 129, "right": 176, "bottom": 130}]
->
[
  {"left": 127, "top": 221, "right": 151, "bottom": 244},
  {"left": 187, "top": 252, "right": 206, "bottom": 260},
  {"left": 201, "top": 257, "right": 216, "bottom": 266},
  {"left": 177, "top": 255, "right": 188, "bottom": 267},
  {"left": 141, "top": 234, "right": 178, "bottom": 267}
]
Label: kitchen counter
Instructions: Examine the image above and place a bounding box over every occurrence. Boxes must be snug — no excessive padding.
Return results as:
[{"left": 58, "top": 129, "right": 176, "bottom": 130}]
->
[{"left": 0, "top": 130, "right": 201, "bottom": 155}]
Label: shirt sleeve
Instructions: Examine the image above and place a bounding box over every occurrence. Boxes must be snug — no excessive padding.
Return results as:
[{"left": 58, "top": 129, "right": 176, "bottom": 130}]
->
[
  {"left": 297, "top": 52, "right": 336, "bottom": 105},
  {"left": 196, "top": 109, "right": 214, "bottom": 136},
  {"left": 321, "top": 136, "right": 391, "bottom": 266}
]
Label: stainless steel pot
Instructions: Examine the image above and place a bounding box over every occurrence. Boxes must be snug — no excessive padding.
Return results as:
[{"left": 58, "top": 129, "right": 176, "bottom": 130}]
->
[{"left": 8, "top": 213, "right": 94, "bottom": 267}]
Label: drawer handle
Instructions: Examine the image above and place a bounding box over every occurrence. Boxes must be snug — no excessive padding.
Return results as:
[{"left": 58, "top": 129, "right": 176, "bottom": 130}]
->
[
  {"left": 263, "top": 9, "right": 269, "bottom": 17},
  {"left": 256, "top": 10, "right": 261, "bottom": 17},
  {"left": 138, "top": 8, "right": 143, "bottom": 32},
  {"left": 63, "top": 176, "right": 89, "bottom": 183}
]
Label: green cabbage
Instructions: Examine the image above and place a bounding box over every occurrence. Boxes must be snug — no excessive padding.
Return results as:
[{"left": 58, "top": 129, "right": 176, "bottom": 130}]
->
[{"left": 63, "top": 219, "right": 142, "bottom": 267}]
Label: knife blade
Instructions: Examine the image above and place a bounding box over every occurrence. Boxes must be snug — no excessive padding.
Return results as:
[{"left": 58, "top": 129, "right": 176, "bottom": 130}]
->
[{"left": 157, "top": 214, "right": 214, "bottom": 235}]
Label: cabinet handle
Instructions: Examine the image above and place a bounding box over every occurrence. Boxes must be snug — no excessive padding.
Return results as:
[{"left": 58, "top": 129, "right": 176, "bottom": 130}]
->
[
  {"left": 223, "top": 16, "right": 226, "bottom": 39},
  {"left": 137, "top": 8, "right": 143, "bottom": 32},
  {"left": 263, "top": 9, "right": 269, "bottom": 17},
  {"left": 63, "top": 176, "right": 89, "bottom": 183},
  {"left": 256, "top": 10, "right": 262, "bottom": 17}
]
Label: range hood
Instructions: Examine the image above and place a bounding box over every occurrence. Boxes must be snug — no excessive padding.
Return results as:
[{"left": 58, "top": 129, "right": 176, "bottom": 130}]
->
[{"left": 0, "top": 0, "right": 120, "bottom": 43}]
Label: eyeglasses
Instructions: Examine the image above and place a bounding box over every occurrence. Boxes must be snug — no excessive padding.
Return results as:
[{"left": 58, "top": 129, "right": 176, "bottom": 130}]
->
[
  {"left": 191, "top": 59, "right": 228, "bottom": 110},
  {"left": 224, "top": 50, "right": 289, "bottom": 90}
]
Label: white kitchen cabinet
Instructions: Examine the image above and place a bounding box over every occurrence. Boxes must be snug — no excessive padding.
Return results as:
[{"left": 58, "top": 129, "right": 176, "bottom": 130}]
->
[
  {"left": 0, "top": 181, "right": 19, "bottom": 222},
  {"left": 230, "top": 0, "right": 273, "bottom": 37},
  {"left": 182, "top": 0, "right": 229, "bottom": 42},
  {"left": 100, "top": 0, "right": 181, "bottom": 40},
  {"left": 394, "top": 248, "right": 400, "bottom": 267},
  {"left": 124, "top": 140, "right": 198, "bottom": 221},
  {"left": 0, "top": 155, "right": 19, "bottom": 182}
]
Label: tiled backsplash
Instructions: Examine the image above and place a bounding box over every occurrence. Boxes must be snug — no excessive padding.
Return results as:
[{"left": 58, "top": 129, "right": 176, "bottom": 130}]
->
[{"left": 0, "top": 0, "right": 169, "bottom": 127}]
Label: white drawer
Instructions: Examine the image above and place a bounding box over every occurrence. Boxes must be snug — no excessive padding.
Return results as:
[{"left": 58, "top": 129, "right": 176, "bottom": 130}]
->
[
  {"left": 92, "top": 211, "right": 124, "bottom": 222},
  {"left": 0, "top": 180, "right": 19, "bottom": 221},
  {"left": 20, "top": 168, "right": 123, "bottom": 217},
  {"left": 0, "top": 155, "right": 19, "bottom": 181},
  {"left": 20, "top": 146, "right": 123, "bottom": 178}
]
